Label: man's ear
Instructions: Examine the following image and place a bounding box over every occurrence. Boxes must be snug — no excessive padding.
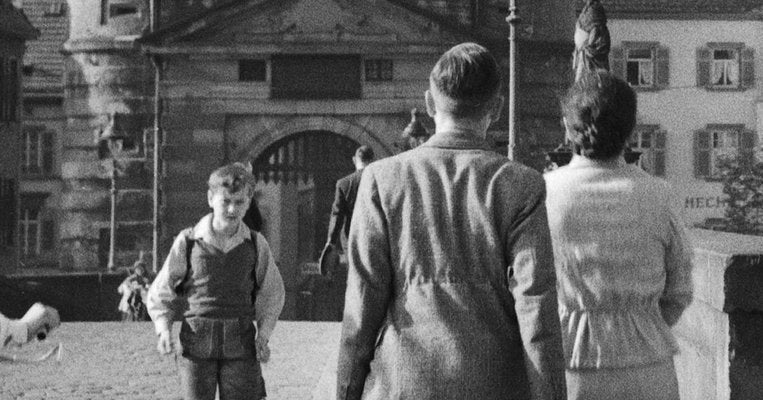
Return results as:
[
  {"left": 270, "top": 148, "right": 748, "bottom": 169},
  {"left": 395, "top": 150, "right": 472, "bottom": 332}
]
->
[
  {"left": 425, "top": 90, "right": 436, "bottom": 118},
  {"left": 489, "top": 96, "right": 505, "bottom": 124},
  {"left": 207, "top": 189, "right": 214, "bottom": 208}
]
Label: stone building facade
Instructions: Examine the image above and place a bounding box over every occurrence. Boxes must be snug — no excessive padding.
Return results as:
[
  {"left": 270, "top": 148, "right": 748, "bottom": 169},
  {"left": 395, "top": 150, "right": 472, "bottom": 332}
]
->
[
  {"left": 16, "top": 0, "right": 68, "bottom": 274},
  {"left": 0, "top": 0, "right": 39, "bottom": 274},
  {"left": 581, "top": 0, "right": 762, "bottom": 227},
  {"left": 52, "top": 0, "right": 576, "bottom": 317}
]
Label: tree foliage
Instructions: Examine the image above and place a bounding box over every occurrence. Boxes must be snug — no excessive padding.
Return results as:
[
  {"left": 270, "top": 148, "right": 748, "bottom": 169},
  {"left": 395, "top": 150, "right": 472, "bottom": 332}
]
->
[{"left": 710, "top": 155, "right": 763, "bottom": 236}]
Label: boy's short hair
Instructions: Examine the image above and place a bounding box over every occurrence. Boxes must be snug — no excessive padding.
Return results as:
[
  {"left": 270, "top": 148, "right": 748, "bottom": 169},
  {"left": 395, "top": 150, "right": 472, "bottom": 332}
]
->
[
  {"left": 208, "top": 162, "right": 256, "bottom": 197},
  {"left": 429, "top": 42, "right": 502, "bottom": 118},
  {"left": 561, "top": 71, "right": 637, "bottom": 160},
  {"left": 354, "top": 146, "right": 374, "bottom": 163}
]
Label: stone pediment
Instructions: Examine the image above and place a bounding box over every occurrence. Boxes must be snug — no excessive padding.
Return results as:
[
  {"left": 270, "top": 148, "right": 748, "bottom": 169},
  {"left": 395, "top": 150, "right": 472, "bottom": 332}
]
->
[{"left": 140, "top": 0, "right": 468, "bottom": 51}]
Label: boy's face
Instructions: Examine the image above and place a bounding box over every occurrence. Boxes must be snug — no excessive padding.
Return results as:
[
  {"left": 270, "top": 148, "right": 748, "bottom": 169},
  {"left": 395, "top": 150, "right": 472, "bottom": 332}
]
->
[{"left": 207, "top": 187, "right": 252, "bottom": 232}]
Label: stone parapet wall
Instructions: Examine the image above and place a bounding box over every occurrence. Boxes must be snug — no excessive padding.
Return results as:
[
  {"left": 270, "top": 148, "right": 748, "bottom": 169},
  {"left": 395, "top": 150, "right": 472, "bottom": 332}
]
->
[{"left": 674, "top": 230, "right": 763, "bottom": 400}]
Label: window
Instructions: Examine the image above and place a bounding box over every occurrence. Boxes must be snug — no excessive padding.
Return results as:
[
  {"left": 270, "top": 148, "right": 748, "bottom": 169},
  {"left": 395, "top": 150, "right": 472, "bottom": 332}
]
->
[
  {"left": 45, "top": 1, "right": 66, "bottom": 16},
  {"left": 697, "top": 43, "right": 755, "bottom": 90},
  {"left": 101, "top": 0, "right": 138, "bottom": 24},
  {"left": 694, "top": 125, "right": 756, "bottom": 179},
  {"left": 713, "top": 49, "right": 739, "bottom": 87},
  {"left": 20, "top": 207, "right": 39, "bottom": 257},
  {"left": 626, "top": 48, "right": 653, "bottom": 87},
  {"left": 0, "top": 179, "right": 14, "bottom": 247},
  {"left": 238, "top": 60, "right": 266, "bottom": 82},
  {"left": 1, "top": 58, "right": 19, "bottom": 122},
  {"left": 629, "top": 126, "right": 666, "bottom": 176},
  {"left": 611, "top": 43, "right": 668, "bottom": 90},
  {"left": 21, "top": 127, "right": 54, "bottom": 176},
  {"left": 364, "top": 59, "right": 393, "bottom": 81},
  {"left": 19, "top": 194, "right": 53, "bottom": 257}
]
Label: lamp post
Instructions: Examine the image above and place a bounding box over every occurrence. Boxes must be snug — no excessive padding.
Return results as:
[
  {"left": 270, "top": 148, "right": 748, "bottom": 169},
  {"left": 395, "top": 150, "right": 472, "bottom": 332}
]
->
[
  {"left": 99, "top": 116, "right": 128, "bottom": 272},
  {"left": 506, "top": 0, "right": 520, "bottom": 161}
]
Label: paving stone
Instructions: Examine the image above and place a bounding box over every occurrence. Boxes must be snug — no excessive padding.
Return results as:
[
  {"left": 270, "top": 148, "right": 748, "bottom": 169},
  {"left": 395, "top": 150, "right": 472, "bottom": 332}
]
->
[{"left": 0, "top": 321, "right": 341, "bottom": 399}]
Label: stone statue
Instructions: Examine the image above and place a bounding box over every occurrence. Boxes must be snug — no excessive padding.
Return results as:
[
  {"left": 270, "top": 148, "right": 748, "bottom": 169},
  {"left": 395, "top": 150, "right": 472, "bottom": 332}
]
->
[{"left": 573, "top": 0, "right": 610, "bottom": 81}]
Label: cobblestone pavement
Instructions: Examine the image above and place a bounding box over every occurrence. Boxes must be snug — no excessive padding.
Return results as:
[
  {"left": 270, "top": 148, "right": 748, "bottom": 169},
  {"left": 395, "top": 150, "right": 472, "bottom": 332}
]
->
[{"left": 0, "top": 321, "right": 341, "bottom": 400}]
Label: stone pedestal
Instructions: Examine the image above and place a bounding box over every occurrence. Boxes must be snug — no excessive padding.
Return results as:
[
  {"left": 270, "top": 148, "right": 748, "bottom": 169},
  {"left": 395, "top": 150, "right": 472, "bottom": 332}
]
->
[{"left": 676, "top": 230, "right": 763, "bottom": 400}]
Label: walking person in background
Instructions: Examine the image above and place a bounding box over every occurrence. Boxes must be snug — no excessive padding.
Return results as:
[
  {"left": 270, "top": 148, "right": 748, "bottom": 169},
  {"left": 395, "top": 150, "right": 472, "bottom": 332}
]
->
[
  {"left": 544, "top": 71, "right": 693, "bottom": 400},
  {"left": 320, "top": 145, "right": 374, "bottom": 277},
  {"left": 118, "top": 259, "right": 151, "bottom": 321},
  {"left": 324, "top": 146, "right": 375, "bottom": 254},
  {"left": 336, "top": 42, "right": 566, "bottom": 400},
  {"left": 147, "top": 162, "right": 285, "bottom": 400}
]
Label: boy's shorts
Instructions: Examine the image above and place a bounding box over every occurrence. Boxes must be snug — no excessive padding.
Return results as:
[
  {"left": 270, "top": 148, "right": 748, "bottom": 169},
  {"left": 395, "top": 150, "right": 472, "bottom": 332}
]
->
[
  {"left": 180, "top": 316, "right": 256, "bottom": 359},
  {"left": 178, "top": 316, "right": 267, "bottom": 400}
]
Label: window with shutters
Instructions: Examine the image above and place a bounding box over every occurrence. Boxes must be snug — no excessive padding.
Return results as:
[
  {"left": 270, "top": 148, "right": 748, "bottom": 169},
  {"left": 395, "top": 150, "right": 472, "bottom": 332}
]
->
[
  {"left": 694, "top": 125, "right": 756, "bottom": 180},
  {"left": 611, "top": 42, "right": 669, "bottom": 90},
  {"left": 21, "top": 126, "right": 55, "bottom": 176},
  {"left": 697, "top": 43, "right": 755, "bottom": 90},
  {"left": 628, "top": 125, "right": 666, "bottom": 176}
]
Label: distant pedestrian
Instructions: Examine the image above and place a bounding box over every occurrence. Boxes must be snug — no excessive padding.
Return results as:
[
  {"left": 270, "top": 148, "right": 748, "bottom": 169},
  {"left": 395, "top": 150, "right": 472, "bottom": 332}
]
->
[
  {"left": 336, "top": 42, "right": 566, "bottom": 400},
  {"left": 117, "top": 260, "right": 150, "bottom": 321},
  {"left": 544, "top": 71, "right": 693, "bottom": 400},
  {"left": 147, "top": 162, "right": 285, "bottom": 400},
  {"left": 324, "top": 145, "right": 375, "bottom": 254}
]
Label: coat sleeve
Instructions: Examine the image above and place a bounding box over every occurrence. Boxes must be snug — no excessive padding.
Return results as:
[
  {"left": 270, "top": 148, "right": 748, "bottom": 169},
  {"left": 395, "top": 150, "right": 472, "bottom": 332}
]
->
[
  {"left": 336, "top": 169, "right": 392, "bottom": 400},
  {"left": 254, "top": 234, "right": 285, "bottom": 342},
  {"left": 146, "top": 230, "right": 190, "bottom": 335},
  {"left": 326, "top": 180, "right": 347, "bottom": 250},
  {"left": 506, "top": 173, "right": 567, "bottom": 400},
  {"left": 660, "top": 206, "right": 694, "bottom": 327}
]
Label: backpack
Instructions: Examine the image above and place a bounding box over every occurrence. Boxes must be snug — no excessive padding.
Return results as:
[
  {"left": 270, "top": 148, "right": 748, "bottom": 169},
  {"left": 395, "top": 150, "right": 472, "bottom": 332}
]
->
[{"left": 174, "top": 229, "right": 261, "bottom": 305}]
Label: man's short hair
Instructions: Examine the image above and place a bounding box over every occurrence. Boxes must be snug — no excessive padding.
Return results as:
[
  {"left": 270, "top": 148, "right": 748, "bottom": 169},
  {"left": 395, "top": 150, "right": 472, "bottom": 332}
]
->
[
  {"left": 561, "top": 71, "right": 637, "bottom": 160},
  {"left": 208, "top": 162, "right": 256, "bottom": 197},
  {"left": 429, "top": 42, "right": 502, "bottom": 118},
  {"left": 354, "top": 145, "right": 374, "bottom": 163}
]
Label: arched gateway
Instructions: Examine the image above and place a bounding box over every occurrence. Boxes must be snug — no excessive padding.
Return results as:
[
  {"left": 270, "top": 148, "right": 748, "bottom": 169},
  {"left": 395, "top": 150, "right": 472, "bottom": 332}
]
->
[{"left": 248, "top": 130, "right": 371, "bottom": 320}]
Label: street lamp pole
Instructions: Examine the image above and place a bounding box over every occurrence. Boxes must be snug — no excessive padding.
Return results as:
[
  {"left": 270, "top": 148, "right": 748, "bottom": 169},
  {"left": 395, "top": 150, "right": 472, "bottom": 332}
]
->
[
  {"left": 100, "top": 115, "right": 127, "bottom": 272},
  {"left": 506, "top": 0, "right": 520, "bottom": 161},
  {"left": 107, "top": 157, "right": 117, "bottom": 271},
  {"left": 149, "top": 0, "right": 162, "bottom": 274}
]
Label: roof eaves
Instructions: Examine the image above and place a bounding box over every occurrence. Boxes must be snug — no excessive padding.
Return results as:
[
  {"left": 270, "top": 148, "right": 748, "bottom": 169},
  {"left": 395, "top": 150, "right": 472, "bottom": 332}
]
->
[{"left": 138, "top": 0, "right": 287, "bottom": 46}]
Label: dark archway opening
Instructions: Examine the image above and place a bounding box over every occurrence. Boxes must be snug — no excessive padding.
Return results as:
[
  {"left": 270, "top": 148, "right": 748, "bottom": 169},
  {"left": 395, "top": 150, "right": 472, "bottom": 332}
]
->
[{"left": 250, "top": 130, "right": 359, "bottom": 320}]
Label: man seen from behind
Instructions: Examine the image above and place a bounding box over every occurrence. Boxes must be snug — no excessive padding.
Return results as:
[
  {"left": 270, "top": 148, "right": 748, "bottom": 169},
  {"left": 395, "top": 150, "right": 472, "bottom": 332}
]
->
[{"left": 336, "top": 42, "right": 566, "bottom": 400}]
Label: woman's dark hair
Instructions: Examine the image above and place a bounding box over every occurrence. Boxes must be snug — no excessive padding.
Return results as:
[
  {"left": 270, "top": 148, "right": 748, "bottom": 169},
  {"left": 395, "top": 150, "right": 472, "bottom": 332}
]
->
[{"left": 561, "top": 71, "right": 637, "bottom": 159}]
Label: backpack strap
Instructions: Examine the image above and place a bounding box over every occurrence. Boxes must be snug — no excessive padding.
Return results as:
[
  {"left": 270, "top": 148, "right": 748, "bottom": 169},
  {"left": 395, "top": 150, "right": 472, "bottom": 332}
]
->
[
  {"left": 173, "top": 228, "right": 195, "bottom": 296},
  {"left": 250, "top": 230, "right": 260, "bottom": 305}
]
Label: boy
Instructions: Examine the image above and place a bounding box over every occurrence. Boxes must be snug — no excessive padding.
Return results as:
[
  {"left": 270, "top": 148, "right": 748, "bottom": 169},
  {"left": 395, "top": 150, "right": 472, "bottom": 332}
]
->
[{"left": 147, "top": 162, "right": 285, "bottom": 400}]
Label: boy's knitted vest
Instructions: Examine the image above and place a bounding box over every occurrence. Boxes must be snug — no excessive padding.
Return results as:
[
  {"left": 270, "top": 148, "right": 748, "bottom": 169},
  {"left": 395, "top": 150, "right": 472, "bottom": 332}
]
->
[{"left": 180, "top": 235, "right": 259, "bottom": 319}]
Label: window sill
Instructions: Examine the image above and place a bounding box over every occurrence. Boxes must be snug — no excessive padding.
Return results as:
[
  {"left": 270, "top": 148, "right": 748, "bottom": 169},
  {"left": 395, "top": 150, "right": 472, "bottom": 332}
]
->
[{"left": 702, "top": 85, "right": 752, "bottom": 92}]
